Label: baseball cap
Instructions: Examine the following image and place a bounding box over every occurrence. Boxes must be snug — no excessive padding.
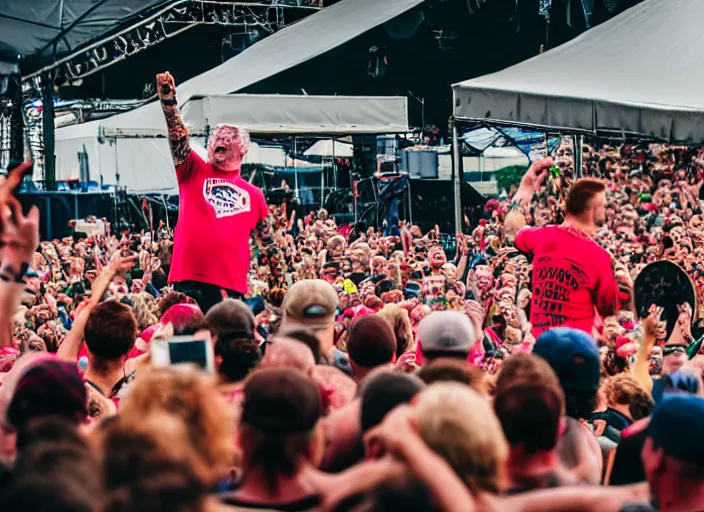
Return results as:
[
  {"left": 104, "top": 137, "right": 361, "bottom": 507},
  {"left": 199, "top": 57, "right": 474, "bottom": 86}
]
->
[
  {"left": 205, "top": 299, "right": 255, "bottom": 338},
  {"left": 651, "top": 371, "right": 701, "bottom": 405},
  {"left": 241, "top": 368, "right": 322, "bottom": 435},
  {"left": 533, "top": 328, "right": 601, "bottom": 393},
  {"left": 647, "top": 394, "right": 704, "bottom": 463},
  {"left": 282, "top": 279, "right": 339, "bottom": 330},
  {"left": 7, "top": 358, "right": 87, "bottom": 430},
  {"left": 418, "top": 311, "right": 475, "bottom": 356},
  {"left": 346, "top": 315, "right": 397, "bottom": 368}
]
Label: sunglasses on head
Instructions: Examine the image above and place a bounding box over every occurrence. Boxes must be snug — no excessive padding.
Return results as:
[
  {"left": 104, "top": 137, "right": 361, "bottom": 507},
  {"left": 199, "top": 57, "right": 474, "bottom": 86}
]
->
[{"left": 663, "top": 345, "right": 687, "bottom": 356}]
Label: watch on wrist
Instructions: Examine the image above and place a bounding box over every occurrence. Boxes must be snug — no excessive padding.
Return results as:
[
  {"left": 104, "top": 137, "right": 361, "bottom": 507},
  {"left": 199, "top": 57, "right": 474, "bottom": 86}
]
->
[{"left": 160, "top": 97, "right": 178, "bottom": 106}]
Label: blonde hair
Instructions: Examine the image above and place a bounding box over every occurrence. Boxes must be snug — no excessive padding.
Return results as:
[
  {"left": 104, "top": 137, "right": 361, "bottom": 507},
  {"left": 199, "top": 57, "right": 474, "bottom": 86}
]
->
[
  {"left": 130, "top": 292, "right": 159, "bottom": 330},
  {"left": 602, "top": 373, "right": 649, "bottom": 406},
  {"left": 376, "top": 304, "right": 414, "bottom": 356},
  {"left": 118, "top": 367, "right": 236, "bottom": 486},
  {"left": 411, "top": 383, "right": 508, "bottom": 495}
]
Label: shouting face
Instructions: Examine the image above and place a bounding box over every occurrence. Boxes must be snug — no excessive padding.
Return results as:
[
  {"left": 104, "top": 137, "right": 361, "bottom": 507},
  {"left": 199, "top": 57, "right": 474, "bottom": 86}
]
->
[
  {"left": 428, "top": 246, "right": 447, "bottom": 269},
  {"left": 207, "top": 124, "right": 250, "bottom": 171}
]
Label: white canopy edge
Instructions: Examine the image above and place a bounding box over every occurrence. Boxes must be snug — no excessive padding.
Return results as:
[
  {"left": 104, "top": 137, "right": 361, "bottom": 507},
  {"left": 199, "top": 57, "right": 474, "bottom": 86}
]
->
[
  {"left": 452, "top": 0, "right": 704, "bottom": 143},
  {"left": 102, "top": 94, "right": 409, "bottom": 137}
]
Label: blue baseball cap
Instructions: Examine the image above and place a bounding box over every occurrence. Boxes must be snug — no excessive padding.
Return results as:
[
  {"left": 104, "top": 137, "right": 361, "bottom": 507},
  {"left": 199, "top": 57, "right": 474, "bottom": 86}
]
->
[
  {"left": 651, "top": 371, "right": 701, "bottom": 405},
  {"left": 533, "top": 328, "right": 601, "bottom": 393},
  {"left": 647, "top": 394, "right": 704, "bottom": 464}
]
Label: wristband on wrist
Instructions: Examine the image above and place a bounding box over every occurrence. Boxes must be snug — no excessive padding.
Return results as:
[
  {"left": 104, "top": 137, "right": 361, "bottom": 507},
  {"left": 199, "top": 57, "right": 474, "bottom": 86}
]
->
[
  {"left": 160, "top": 97, "right": 178, "bottom": 106},
  {"left": 0, "top": 262, "right": 29, "bottom": 283}
]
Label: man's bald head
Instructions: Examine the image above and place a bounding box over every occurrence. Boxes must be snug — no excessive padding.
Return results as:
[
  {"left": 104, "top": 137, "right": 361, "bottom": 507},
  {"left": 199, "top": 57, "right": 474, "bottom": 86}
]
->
[{"left": 260, "top": 336, "right": 316, "bottom": 375}]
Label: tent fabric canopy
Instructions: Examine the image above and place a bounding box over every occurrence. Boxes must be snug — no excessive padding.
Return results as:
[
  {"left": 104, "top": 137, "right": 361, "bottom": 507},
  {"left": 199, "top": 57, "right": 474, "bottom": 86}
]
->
[
  {"left": 106, "top": 94, "right": 408, "bottom": 137},
  {"left": 0, "top": 0, "right": 167, "bottom": 62},
  {"left": 453, "top": 0, "right": 704, "bottom": 144}
]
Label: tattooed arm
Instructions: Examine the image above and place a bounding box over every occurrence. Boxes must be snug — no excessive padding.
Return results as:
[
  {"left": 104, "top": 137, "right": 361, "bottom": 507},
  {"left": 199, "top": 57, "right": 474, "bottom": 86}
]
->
[{"left": 156, "top": 72, "right": 191, "bottom": 167}]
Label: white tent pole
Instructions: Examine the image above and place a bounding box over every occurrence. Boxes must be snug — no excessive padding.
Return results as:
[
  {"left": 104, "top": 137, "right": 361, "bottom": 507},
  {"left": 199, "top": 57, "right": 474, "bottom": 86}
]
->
[
  {"left": 113, "top": 139, "right": 120, "bottom": 229},
  {"left": 452, "top": 120, "right": 462, "bottom": 234},
  {"left": 332, "top": 138, "right": 337, "bottom": 188},
  {"left": 293, "top": 137, "right": 299, "bottom": 202},
  {"left": 574, "top": 134, "right": 583, "bottom": 178}
]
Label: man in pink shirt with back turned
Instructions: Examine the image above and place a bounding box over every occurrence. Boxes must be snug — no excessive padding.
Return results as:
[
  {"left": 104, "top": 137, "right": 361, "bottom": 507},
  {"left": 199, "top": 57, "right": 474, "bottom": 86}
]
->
[
  {"left": 157, "top": 72, "right": 268, "bottom": 312},
  {"left": 505, "top": 159, "right": 632, "bottom": 339}
]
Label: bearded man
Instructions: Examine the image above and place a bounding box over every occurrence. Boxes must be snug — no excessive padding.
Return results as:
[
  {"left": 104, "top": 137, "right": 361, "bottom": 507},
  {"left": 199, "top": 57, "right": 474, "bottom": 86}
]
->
[
  {"left": 506, "top": 159, "right": 632, "bottom": 339},
  {"left": 157, "top": 72, "right": 268, "bottom": 312}
]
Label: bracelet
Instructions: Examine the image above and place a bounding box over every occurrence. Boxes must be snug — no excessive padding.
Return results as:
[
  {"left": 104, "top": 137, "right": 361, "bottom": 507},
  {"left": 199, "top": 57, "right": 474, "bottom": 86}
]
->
[
  {"left": 0, "top": 262, "right": 29, "bottom": 283},
  {"left": 160, "top": 97, "right": 178, "bottom": 106}
]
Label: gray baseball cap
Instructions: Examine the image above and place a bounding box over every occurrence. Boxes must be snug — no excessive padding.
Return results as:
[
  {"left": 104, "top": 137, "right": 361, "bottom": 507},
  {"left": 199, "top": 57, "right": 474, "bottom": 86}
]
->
[{"left": 418, "top": 311, "right": 475, "bottom": 355}]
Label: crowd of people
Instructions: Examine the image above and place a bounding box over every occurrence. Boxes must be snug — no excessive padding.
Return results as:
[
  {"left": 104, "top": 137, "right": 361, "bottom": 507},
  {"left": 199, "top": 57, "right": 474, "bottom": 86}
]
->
[{"left": 0, "top": 115, "right": 704, "bottom": 510}]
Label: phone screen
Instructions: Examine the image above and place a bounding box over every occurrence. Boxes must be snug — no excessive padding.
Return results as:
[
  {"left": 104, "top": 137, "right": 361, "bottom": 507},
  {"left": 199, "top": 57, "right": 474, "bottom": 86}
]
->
[
  {"left": 151, "top": 335, "right": 214, "bottom": 373},
  {"left": 169, "top": 340, "right": 208, "bottom": 369}
]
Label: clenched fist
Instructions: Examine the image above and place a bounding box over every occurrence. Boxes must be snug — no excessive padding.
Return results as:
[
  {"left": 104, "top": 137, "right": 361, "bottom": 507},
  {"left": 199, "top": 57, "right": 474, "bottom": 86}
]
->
[{"left": 156, "top": 71, "right": 176, "bottom": 100}]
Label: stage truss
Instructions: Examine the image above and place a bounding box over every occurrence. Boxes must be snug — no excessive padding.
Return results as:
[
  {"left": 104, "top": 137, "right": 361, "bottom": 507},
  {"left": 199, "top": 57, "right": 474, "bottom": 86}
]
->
[{"left": 22, "top": 1, "right": 320, "bottom": 88}]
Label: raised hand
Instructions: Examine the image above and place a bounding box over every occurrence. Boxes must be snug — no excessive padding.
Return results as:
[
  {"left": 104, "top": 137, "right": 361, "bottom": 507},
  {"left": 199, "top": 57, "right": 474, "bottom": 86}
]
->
[
  {"left": 156, "top": 71, "right": 176, "bottom": 100},
  {"left": 156, "top": 71, "right": 190, "bottom": 167},
  {"left": 644, "top": 305, "right": 666, "bottom": 344},
  {"left": 0, "top": 162, "right": 40, "bottom": 271},
  {"left": 513, "top": 157, "right": 554, "bottom": 206},
  {"left": 108, "top": 250, "right": 138, "bottom": 275}
]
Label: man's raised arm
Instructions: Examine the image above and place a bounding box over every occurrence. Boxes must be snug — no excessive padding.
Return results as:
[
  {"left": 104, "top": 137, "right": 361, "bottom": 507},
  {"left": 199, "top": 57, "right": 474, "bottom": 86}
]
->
[
  {"left": 156, "top": 72, "right": 191, "bottom": 167},
  {"left": 503, "top": 157, "right": 554, "bottom": 244}
]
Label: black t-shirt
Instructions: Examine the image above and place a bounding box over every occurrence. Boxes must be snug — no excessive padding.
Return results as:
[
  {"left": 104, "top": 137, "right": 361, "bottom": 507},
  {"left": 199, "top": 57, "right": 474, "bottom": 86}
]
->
[
  {"left": 609, "top": 428, "right": 647, "bottom": 486},
  {"left": 591, "top": 408, "right": 632, "bottom": 433}
]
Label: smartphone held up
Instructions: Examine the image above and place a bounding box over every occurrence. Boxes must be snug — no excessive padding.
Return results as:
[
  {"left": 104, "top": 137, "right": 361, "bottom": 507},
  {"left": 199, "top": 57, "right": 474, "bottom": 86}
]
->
[{"left": 150, "top": 335, "right": 215, "bottom": 373}]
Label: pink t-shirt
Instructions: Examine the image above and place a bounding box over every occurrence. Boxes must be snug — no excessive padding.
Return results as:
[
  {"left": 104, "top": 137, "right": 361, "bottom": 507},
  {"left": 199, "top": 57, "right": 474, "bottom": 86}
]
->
[
  {"left": 516, "top": 225, "right": 618, "bottom": 339},
  {"left": 169, "top": 151, "right": 268, "bottom": 293}
]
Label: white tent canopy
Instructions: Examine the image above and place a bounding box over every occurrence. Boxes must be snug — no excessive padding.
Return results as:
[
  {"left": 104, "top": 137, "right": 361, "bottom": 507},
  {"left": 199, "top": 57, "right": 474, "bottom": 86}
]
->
[
  {"left": 108, "top": 94, "right": 408, "bottom": 137},
  {"left": 452, "top": 0, "right": 704, "bottom": 144},
  {"left": 304, "top": 139, "right": 354, "bottom": 157},
  {"left": 53, "top": 0, "right": 421, "bottom": 192}
]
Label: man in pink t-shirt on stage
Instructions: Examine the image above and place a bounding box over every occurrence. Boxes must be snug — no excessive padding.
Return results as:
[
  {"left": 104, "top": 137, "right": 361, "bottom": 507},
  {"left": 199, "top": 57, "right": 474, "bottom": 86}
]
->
[
  {"left": 157, "top": 71, "right": 268, "bottom": 312},
  {"left": 505, "top": 159, "right": 632, "bottom": 339}
]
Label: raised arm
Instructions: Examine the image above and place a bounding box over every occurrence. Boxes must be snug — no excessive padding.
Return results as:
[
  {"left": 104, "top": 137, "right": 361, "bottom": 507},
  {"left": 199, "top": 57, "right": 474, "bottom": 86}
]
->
[
  {"left": 0, "top": 162, "right": 40, "bottom": 349},
  {"left": 57, "top": 251, "right": 137, "bottom": 362},
  {"left": 156, "top": 72, "right": 191, "bottom": 167},
  {"left": 503, "top": 158, "right": 554, "bottom": 243}
]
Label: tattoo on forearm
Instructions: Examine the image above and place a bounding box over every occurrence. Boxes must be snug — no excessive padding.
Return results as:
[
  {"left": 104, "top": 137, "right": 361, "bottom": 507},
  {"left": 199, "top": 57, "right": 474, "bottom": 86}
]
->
[{"left": 161, "top": 104, "right": 191, "bottom": 167}]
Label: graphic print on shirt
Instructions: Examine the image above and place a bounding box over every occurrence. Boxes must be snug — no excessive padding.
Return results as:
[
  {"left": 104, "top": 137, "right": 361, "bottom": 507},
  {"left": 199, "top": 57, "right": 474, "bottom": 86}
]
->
[
  {"left": 202, "top": 178, "right": 251, "bottom": 218},
  {"left": 532, "top": 256, "right": 589, "bottom": 328}
]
